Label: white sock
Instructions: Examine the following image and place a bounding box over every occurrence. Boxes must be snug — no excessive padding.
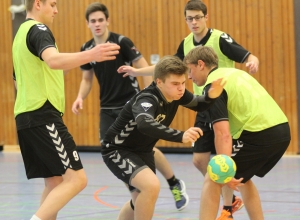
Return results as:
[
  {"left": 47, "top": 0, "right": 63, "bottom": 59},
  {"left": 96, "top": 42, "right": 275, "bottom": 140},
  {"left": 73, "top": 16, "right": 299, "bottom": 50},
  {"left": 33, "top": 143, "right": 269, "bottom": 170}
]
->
[{"left": 30, "top": 215, "right": 41, "bottom": 220}]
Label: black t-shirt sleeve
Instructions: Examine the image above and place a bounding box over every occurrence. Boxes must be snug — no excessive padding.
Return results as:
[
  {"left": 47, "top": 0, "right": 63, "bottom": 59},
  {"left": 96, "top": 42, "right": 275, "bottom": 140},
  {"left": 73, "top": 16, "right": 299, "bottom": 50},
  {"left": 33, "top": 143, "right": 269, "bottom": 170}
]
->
[
  {"left": 204, "top": 84, "right": 229, "bottom": 124},
  {"left": 219, "top": 32, "right": 250, "bottom": 63},
  {"left": 26, "top": 24, "right": 56, "bottom": 60},
  {"left": 119, "top": 36, "right": 143, "bottom": 63},
  {"left": 174, "top": 40, "right": 185, "bottom": 61},
  {"left": 132, "top": 94, "right": 183, "bottom": 142}
]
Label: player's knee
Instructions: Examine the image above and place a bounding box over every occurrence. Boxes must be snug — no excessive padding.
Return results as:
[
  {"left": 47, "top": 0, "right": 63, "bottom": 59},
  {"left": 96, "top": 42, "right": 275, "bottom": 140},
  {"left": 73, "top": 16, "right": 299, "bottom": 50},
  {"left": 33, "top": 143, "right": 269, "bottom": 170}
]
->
[
  {"left": 193, "top": 155, "right": 208, "bottom": 175},
  {"left": 67, "top": 169, "right": 88, "bottom": 191}
]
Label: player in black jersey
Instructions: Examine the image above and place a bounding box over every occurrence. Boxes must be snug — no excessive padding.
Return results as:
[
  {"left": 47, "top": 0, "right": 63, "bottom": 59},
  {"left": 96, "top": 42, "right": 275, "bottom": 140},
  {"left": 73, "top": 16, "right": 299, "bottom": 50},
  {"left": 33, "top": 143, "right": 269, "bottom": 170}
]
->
[
  {"left": 71, "top": 2, "right": 191, "bottom": 211},
  {"left": 102, "top": 55, "right": 225, "bottom": 220},
  {"left": 12, "top": 1, "right": 119, "bottom": 220},
  {"left": 117, "top": 1, "right": 259, "bottom": 217}
]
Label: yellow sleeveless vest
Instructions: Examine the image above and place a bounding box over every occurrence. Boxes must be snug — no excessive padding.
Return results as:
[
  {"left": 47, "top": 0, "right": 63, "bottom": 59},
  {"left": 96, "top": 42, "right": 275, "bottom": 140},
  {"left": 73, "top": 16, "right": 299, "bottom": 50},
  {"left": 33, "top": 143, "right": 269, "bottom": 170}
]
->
[{"left": 13, "top": 20, "right": 65, "bottom": 117}]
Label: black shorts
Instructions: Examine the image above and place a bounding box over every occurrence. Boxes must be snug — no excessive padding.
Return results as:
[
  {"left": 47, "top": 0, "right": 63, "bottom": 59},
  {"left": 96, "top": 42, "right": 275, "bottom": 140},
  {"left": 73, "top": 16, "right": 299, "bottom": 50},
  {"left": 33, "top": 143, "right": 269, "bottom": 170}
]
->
[
  {"left": 102, "top": 147, "right": 155, "bottom": 191},
  {"left": 100, "top": 108, "right": 122, "bottom": 144},
  {"left": 192, "top": 120, "right": 216, "bottom": 154},
  {"left": 232, "top": 123, "right": 291, "bottom": 183},
  {"left": 18, "top": 121, "right": 83, "bottom": 179}
]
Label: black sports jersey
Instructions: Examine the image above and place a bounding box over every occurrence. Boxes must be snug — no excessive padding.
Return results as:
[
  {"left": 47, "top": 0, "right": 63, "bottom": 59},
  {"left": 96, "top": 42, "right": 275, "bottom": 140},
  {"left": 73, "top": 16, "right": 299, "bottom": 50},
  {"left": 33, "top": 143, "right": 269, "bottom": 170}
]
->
[
  {"left": 175, "top": 29, "right": 249, "bottom": 62},
  {"left": 80, "top": 32, "right": 143, "bottom": 108},
  {"left": 103, "top": 82, "right": 216, "bottom": 153}
]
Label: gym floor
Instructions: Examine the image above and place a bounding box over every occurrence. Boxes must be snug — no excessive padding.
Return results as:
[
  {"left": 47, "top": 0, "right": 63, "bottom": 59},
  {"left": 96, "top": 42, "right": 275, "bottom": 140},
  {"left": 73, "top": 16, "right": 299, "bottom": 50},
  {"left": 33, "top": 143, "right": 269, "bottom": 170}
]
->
[{"left": 0, "top": 150, "right": 299, "bottom": 220}]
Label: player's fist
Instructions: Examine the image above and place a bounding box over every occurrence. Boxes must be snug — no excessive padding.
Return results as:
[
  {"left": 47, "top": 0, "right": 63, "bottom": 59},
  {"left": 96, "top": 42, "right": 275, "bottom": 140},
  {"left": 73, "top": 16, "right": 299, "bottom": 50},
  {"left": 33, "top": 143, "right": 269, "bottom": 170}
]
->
[{"left": 182, "top": 127, "right": 203, "bottom": 143}]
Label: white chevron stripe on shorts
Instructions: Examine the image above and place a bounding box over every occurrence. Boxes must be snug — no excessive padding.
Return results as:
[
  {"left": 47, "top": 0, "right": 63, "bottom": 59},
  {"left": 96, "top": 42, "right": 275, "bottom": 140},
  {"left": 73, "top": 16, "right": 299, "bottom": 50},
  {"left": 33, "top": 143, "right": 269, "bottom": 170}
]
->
[{"left": 46, "top": 123, "right": 72, "bottom": 169}]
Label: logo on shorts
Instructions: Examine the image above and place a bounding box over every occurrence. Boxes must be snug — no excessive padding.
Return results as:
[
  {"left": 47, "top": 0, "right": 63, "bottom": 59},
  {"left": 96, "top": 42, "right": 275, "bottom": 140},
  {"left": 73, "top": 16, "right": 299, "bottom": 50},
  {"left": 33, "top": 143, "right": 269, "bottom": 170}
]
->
[
  {"left": 232, "top": 140, "right": 243, "bottom": 156},
  {"left": 141, "top": 102, "right": 152, "bottom": 111}
]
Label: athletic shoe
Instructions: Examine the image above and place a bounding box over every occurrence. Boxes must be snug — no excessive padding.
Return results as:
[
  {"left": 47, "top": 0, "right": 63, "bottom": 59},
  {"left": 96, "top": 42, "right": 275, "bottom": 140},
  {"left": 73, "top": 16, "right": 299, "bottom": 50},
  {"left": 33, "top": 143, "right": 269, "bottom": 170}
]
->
[
  {"left": 217, "top": 210, "right": 234, "bottom": 220},
  {"left": 232, "top": 196, "right": 244, "bottom": 214},
  {"left": 170, "top": 179, "right": 189, "bottom": 210}
]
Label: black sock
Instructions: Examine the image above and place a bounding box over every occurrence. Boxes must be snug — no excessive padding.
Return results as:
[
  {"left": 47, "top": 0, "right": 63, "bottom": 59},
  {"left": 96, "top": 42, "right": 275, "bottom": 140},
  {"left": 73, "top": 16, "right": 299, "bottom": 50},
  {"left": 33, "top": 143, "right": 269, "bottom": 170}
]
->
[
  {"left": 167, "top": 175, "right": 179, "bottom": 187},
  {"left": 223, "top": 206, "right": 232, "bottom": 214},
  {"left": 232, "top": 194, "right": 236, "bottom": 203}
]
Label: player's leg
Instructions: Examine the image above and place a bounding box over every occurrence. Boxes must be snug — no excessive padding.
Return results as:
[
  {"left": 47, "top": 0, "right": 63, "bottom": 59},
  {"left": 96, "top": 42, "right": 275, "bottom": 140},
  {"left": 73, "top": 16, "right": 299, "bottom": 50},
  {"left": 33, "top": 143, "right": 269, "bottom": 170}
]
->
[
  {"left": 230, "top": 127, "right": 289, "bottom": 220},
  {"left": 192, "top": 120, "right": 215, "bottom": 174},
  {"left": 18, "top": 121, "right": 87, "bottom": 219},
  {"left": 238, "top": 179, "right": 263, "bottom": 220},
  {"left": 36, "top": 169, "right": 87, "bottom": 219},
  {"left": 130, "top": 168, "right": 160, "bottom": 220},
  {"left": 117, "top": 200, "right": 135, "bottom": 220},
  {"left": 199, "top": 173, "right": 223, "bottom": 219},
  {"left": 193, "top": 120, "right": 243, "bottom": 216},
  {"left": 153, "top": 147, "right": 188, "bottom": 210},
  {"left": 102, "top": 148, "right": 159, "bottom": 220},
  {"left": 40, "top": 176, "right": 63, "bottom": 220},
  {"left": 99, "top": 108, "right": 122, "bottom": 145}
]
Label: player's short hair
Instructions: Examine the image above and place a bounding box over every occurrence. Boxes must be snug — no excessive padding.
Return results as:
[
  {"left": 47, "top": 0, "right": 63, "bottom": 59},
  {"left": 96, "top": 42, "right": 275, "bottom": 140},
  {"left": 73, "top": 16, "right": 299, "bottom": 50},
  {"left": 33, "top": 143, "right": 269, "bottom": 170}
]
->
[
  {"left": 184, "top": 46, "right": 218, "bottom": 68},
  {"left": 154, "top": 56, "right": 188, "bottom": 82},
  {"left": 25, "top": 0, "right": 47, "bottom": 12},
  {"left": 184, "top": 0, "right": 207, "bottom": 16},
  {"left": 85, "top": 2, "right": 109, "bottom": 21}
]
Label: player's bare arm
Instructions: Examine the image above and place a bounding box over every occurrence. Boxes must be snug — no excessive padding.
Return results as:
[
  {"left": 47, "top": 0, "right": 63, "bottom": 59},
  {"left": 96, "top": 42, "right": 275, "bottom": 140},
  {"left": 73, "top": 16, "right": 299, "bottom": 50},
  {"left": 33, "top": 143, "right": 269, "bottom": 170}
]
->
[
  {"left": 42, "top": 43, "right": 120, "bottom": 70},
  {"left": 118, "top": 65, "right": 155, "bottom": 77},
  {"left": 132, "top": 57, "right": 153, "bottom": 86},
  {"left": 72, "top": 69, "right": 94, "bottom": 115}
]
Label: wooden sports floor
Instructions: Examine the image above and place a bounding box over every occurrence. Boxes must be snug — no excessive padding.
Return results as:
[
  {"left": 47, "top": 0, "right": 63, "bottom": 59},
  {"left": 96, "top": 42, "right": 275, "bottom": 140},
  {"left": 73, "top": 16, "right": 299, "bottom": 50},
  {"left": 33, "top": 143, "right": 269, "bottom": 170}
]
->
[{"left": 0, "top": 150, "right": 299, "bottom": 220}]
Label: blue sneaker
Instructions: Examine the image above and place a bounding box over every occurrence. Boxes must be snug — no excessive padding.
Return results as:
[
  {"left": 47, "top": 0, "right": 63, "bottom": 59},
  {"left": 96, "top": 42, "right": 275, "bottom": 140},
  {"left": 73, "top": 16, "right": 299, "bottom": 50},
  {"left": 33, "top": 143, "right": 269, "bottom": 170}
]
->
[{"left": 170, "top": 179, "right": 189, "bottom": 210}]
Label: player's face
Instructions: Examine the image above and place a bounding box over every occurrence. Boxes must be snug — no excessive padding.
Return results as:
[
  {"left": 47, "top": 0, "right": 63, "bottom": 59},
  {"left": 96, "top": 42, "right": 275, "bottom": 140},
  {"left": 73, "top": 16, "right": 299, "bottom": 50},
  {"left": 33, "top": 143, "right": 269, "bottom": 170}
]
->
[
  {"left": 39, "top": 0, "right": 58, "bottom": 25},
  {"left": 185, "top": 10, "right": 207, "bottom": 36},
  {"left": 157, "top": 74, "right": 186, "bottom": 102},
  {"left": 187, "top": 62, "right": 207, "bottom": 86},
  {"left": 87, "top": 11, "right": 109, "bottom": 37}
]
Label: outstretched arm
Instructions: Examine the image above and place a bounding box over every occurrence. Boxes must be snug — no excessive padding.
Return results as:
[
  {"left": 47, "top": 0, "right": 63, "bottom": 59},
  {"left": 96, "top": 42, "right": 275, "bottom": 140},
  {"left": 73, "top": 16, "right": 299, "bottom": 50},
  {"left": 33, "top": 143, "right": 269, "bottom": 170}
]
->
[
  {"left": 42, "top": 42, "right": 120, "bottom": 70},
  {"left": 183, "top": 78, "right": 226, "bottom": 112},
  {"left": 117, "top": 65, "right": 155, "bottom": 77},
  {"left": 132, "top": 57, "right": 153, "bottom": 87},
  {"left": 245, "top": 54, "right": 259, "bottom": 74}
]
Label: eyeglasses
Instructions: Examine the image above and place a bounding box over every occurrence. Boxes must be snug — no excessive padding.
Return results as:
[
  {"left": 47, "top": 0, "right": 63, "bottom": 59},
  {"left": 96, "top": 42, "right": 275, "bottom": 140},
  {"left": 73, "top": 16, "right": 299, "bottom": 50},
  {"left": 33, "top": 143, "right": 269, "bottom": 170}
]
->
[{"left": 185, "top": 15, "right": 205, "bottom": 22}]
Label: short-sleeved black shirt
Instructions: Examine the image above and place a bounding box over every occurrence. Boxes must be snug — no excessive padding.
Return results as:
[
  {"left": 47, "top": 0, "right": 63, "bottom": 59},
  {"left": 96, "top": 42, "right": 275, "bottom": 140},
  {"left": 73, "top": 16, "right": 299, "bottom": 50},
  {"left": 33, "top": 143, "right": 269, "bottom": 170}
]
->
[{"left": 80, "top": 32, "right": 143, "bottom": 109}]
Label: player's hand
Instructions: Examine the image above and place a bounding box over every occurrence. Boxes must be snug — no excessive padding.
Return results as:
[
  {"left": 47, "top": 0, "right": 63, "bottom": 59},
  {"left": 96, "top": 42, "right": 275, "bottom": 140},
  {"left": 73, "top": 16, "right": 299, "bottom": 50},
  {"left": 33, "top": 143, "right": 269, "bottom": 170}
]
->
[
  {"left": 117, "top": 65, "right": 138, "bottom": 77},
  {"left": 182, "top": 127, "right": 203, "bottom": 143},
  {"left": 93, "top": 42, "right": 120, "bottom": 62},
  {"left": 208, "top": 78, "right": 226, "bottom": 99},
  {"left": 226, "top": 177, "right": 244, "bottom": 191},
  {"left": 246, "top": 61, "right": 259, "bottom": 74},
  {"left": 72, "top": 98, "right": 83, "bottom": 115}
]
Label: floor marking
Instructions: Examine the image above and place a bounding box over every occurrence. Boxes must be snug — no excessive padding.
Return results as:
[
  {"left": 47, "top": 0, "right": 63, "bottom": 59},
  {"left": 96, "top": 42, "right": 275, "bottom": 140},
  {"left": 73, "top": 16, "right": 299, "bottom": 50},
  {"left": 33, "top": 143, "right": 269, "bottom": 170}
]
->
[{"left": 93, "top": 186, "right": 119, "bottom": 209}]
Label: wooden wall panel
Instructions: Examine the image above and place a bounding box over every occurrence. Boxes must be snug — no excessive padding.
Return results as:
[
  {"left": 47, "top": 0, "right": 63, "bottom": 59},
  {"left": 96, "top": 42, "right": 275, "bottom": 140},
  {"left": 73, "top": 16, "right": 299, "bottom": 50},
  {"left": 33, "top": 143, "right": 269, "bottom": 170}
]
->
[
  {"left": 1, "top": 0, "right": 298, "bottom": 154},
  {"left": 0, "top": 1, "right": 16, "bottom": 145}
]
